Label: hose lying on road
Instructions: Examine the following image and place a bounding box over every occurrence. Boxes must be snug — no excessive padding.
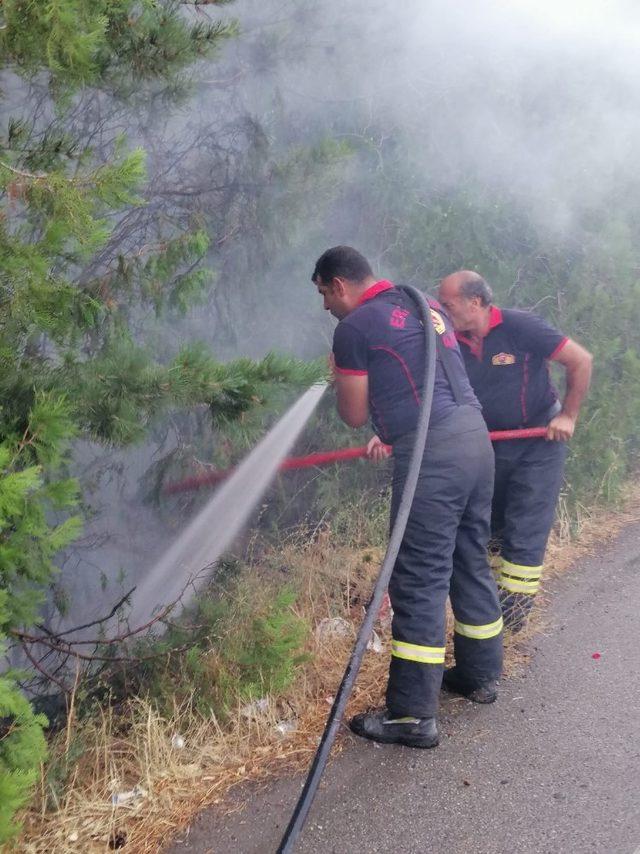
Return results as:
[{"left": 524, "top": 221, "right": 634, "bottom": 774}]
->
[{"left": 276, "top": 284, "right": 437, "bottom": 854}]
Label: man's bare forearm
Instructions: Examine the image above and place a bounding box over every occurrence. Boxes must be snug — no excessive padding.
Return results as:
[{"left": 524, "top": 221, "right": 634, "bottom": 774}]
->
[{"left": 561, "top": 353, "right": 592, "bottom": 421}]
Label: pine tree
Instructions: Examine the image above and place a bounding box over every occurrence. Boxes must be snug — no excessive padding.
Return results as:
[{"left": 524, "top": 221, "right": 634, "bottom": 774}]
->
[{"left": 0, "top": 2, "right": 323, "bottom": 840}]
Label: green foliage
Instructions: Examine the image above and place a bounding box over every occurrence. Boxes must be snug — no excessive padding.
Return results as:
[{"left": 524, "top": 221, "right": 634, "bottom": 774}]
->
[
  {"left": 558, "top": 246, "right": 640, "bottom": 504},
  {"left": 0, "top": 595, "right": 48, "bottom": 841},
  {"left": 0, "top": 0, "right": 335, "bottom": 839},
  {"left": 0, "top": 394, "right": 76, "bottom": 841},
  {"left": 0, "top": 0, "right": 113, "bottom": 87},
  {"left": 0, "top": 1, "right": 238, "bottom": 93},
  {"left": 0, "top": 395, "right": 81, "bottom": 634},
  {"left": 137, "top": 230, "right": 213, "bottom": 315},
  {"left": 197, "top": 351, "right": 326, "bottom": 425},
  {"left": 0, "top": 0, "right": 316, "bottom": 658},
  {"left": 129, "top": 577, "right": 309, "bottom": 718},
  {"left": 232, "top": 588, "right": 309, "bottom": 700},
  {"left": 337, "top": 153, "right": 640, "bottom": 509}
]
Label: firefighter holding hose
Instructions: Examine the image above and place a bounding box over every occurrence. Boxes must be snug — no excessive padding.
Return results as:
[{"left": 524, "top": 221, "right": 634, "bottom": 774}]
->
[
  {"left": 312, "top": 246, "right": 503, "bottom": 749},
  {"left": 437, "top": 271, "right": 593, "bottom": 631}
]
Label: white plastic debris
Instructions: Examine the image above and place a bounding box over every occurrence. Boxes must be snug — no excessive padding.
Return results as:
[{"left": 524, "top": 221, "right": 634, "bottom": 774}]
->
[
  {"left": 240, "top": 696, "right": 270, "bottom": 718},
  {"left": 315, "top": 617, "right": 353, "bottom": 642},
  {"left": 275, "top": 720, "right": 297, "bottom": 736},
  {"left": 171, "top": 733, "right": 185, "bottom": 750},
  {"left": 367, "top": 630, "right": 383, "bottom": 654},
  {"left": 68, "top": 831, "right": 79, "bottom": 843},
  {"left": 111, "top": 784, "right": 148, "bottom": 807}
]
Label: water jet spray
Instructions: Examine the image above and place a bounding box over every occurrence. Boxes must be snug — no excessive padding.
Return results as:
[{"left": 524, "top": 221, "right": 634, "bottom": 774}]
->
[{"left": 128, "top": 382, "right": 328, "bottom": 627}]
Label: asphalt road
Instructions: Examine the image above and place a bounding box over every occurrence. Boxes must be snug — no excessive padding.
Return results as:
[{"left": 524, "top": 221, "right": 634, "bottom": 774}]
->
[{"left": 170, "top": 523, "right": 640, "bottom": 854}]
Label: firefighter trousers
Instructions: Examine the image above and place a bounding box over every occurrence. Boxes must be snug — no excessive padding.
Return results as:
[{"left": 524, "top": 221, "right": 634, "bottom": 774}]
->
[
  {"left": 386, "top": 405, "right": 503, "bottom": 718},
  {"left": 491, "top": 437, "right": 567, "bottom": 618}
]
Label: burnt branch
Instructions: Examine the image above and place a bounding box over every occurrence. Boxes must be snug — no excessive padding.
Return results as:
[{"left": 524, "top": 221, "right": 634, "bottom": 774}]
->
[
  {"left": 12, "top": 577, "right": 203, "bottom": 695},
  {"left": 35, "top": 587, "right": 136, "bottom": 640}
]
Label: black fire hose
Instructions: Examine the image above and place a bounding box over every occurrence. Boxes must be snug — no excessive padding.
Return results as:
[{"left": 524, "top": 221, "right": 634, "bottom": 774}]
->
[{"left": 276, "top": 285, "right": 437, "bottom": 853}]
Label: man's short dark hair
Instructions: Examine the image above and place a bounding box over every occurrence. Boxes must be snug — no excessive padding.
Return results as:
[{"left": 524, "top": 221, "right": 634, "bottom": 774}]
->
[
  {"left": 312, "top": 246, "right": 374, "bottom": 284},
  {"left": 460, "top": 273, "right": 493, "bottom": 306}
]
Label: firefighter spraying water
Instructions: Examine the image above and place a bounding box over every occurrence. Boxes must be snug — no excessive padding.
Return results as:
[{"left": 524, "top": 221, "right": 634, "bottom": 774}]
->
[{"left": 312, "top": 246, "right": 504, "bottom": 743}]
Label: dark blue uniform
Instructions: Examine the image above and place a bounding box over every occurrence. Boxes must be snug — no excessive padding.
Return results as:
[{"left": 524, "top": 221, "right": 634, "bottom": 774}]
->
[
  {"left": 333, "top": 282, "right": 503, "bottom": 716},
  {"left": 456, "top": 307, "right": 569, "bottom": 627},
  {"left": 333, "top": 281, "right": 477, "bottom": 441}
]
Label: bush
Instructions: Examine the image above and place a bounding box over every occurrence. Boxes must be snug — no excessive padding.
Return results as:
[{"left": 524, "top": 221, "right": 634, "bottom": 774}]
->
[
  {"left": 232, "top": 588, "right": 309, "bottom": 700},
  {"left": 116, "top": 575, "right": 309, "bottom": 719},
  {"left": 0, "top": 666, "right": 48, "bottom": 844}
]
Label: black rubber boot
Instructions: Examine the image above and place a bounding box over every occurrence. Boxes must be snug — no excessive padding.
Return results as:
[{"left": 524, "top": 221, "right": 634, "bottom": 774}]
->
[
  {"left": 349, "top": 709, "right": 439, "bottom": 748},
  {"left": 441, "top": 667, "right": 498, "bottom": 704},
  {"left": 500, "top": 589, "right": 535, "bottom": 633}
]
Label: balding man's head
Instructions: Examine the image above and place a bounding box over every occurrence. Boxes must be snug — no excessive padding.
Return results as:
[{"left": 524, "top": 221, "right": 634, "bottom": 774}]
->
[
  {"left": 438, "top": 270, "right": 493, "bottom": 333},
  {"left": 439, "top": 271, "right": 493, "bottom": 306}
]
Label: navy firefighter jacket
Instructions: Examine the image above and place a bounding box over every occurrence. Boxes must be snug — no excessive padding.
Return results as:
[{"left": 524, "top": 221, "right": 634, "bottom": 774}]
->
[
  {"left": 332, "top": 281, "right": 479, "bottom": 444},
  {"left": 455, "top": 306, "right": 568, "bottom": 432}
]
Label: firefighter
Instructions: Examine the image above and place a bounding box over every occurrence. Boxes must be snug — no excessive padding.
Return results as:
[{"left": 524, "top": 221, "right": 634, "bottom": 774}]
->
[
  {"left": 437, "top": 271, "right": 593, "bottom": 631},
  {"left": 311, "top": 246, "right": 503, "bottom": 749}
]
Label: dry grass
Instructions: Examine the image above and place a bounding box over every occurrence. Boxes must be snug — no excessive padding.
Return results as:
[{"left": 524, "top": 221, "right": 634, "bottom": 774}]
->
[
  {"left": 13, "top": 486, "right": 640, "bottom": 854},
  {"left": 14, "top": 541, "right": 390, "bottom": 854}
]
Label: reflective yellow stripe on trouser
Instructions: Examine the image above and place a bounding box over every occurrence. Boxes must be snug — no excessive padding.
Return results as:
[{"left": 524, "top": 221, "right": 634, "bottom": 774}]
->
[
  {"left": 454, "top": 615, "right": 504, "bottom": 640},
  {"left": 391, "top": 639, "right": 445, "bottom": 664},
  {"left": 498, "top": 559, "right": 543, "bottom": 595}
]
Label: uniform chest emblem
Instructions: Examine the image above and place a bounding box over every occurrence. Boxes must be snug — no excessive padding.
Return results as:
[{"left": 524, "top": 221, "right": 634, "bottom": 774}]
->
[
  {"left": 390, "top": 307, "right": 409, "bottom": 328},
  {"left": 430, "top": 309, "right": 446, "bottom": 335},
  {"left": 492, "top": 352, "right": 516, "bottom": 365}
]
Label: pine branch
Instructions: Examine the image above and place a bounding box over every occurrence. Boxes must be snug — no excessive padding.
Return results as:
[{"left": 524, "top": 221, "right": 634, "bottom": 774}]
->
[
  {"left": 19, "top": 640, "right": 69, "bottom": 695},
  {"left": 0, "top": 161, "right": 47, "bottom": 180}
]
